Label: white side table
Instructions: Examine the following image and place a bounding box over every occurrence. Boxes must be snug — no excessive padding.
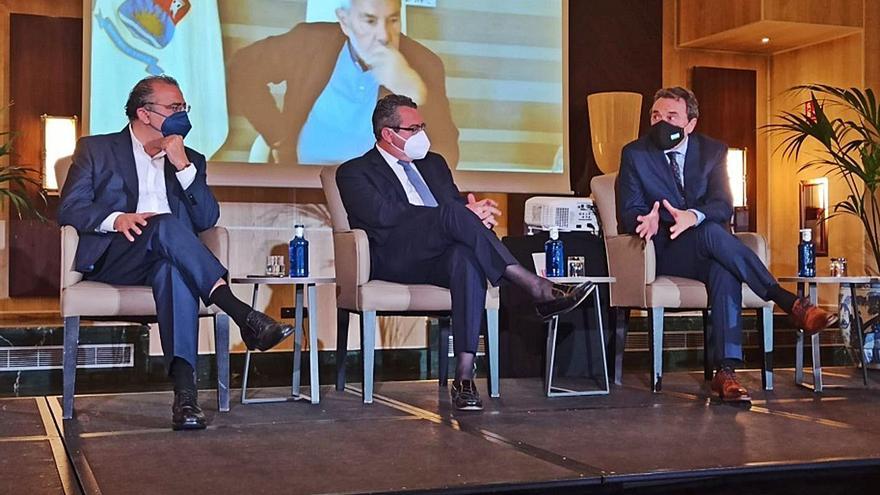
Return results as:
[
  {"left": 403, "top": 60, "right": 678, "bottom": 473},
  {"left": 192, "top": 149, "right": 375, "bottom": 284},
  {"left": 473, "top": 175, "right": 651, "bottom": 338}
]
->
[
  {"left": 231, "top": 276, "right": 335, "bottom": 404},
  {"left": 778, "top": 276, "right": 875, "bottom": 392},
  {"left": 544, "top": 276, "right": 616, "bottom": 397}
]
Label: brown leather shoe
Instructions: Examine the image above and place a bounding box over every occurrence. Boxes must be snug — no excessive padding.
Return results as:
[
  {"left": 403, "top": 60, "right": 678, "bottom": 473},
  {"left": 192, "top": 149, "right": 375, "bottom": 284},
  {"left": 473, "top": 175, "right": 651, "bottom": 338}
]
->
[
  {"left": 710, "top": 368, "right": 751, "bottom": 403},
  {"left": 790, "top": 297, "right": 838, "bottom": 335}
]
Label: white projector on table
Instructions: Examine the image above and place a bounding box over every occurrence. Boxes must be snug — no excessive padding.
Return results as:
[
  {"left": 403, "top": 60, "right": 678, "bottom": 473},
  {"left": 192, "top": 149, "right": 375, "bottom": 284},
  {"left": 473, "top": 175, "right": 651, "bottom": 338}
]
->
[{"left": 524, "top": 197, "right": 600, "bottom": 234}]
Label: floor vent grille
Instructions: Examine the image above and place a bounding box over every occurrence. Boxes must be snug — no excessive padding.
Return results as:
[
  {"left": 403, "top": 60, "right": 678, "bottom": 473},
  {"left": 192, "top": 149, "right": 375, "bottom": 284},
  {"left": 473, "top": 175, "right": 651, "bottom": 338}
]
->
[{"left": 0, "top": 344, "right": 134, "bottom": 371}]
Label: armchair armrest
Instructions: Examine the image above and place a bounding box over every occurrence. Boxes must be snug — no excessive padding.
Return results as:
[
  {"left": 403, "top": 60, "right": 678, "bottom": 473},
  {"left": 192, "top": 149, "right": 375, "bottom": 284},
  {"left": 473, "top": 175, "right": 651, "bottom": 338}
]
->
[
  {"left": 333, "top": 229, "right": 370, "bottom": 309},
  {"left": 199, "top": 227, "right": 230, "bottom": 268},
  {"left": 734, "top": 232, "right": 768, "bottom": 266},
  {"left": 60, "top": 226, "right": 82, "bottom": 290},
  {"left": 604, "top": 234, "right": 655, "bottom": 308}
]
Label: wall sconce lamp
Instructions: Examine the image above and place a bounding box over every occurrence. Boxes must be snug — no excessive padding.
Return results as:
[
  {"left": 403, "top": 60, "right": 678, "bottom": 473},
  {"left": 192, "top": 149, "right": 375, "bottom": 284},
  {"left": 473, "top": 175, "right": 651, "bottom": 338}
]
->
[
  {"left": 727, "top": 147, "right": 747, "bottom": 208},
  {"left": 727, "top": 147, "right": 749, "bottom": 231},
  {"left": 41, "top": 115, "right": 78, "bottom": 193}
]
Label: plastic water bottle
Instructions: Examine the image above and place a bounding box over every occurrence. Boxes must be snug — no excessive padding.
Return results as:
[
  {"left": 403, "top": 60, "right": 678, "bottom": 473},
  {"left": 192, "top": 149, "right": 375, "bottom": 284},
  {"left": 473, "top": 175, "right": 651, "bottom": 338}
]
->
[
  {"left": 289, "top": 224, "right": 309, "bottom": 277},
  {"left": 545, "top": 227, "right": 565, "bottom": 277},
  {"left": 798, "top": 228, "right": 815, "bottom": 277}
]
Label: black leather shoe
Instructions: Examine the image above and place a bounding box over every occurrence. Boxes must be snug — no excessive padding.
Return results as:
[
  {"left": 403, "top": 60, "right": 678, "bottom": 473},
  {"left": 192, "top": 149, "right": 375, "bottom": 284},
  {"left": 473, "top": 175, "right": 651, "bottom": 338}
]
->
[
  {"left": 240, "top": 310, "right": 295, "bottom": 351},
  {"left": 451, "top": 379, "right": 483, "bottom": 411},
  {"left": 535, "top": 281, "right": 593, "bottom": 319},
  {"left": 172, "top": 389, "right": 206, "bottom": 431}
]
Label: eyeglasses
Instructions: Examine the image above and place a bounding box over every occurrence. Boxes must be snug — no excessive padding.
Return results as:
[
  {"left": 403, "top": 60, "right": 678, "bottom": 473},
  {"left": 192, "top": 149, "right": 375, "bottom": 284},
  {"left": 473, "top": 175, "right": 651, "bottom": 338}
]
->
[
  {"left": 390, "top": 123, "right": 427, "bottom": 133},
  {"left": 145, "top": 101, "right": 191, "bottom": 114}
]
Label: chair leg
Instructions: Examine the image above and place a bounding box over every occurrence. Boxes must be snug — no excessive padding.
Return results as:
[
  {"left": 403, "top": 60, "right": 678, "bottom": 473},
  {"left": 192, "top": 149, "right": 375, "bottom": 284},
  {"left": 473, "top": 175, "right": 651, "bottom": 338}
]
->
[
  {"left": 214, "top": 313, "right": 230, "bottom": 412},
  {"left": 486, "top": 308, "right": 500, "bottom": 398},
  {"left": 649, "top": 308, "right": 664, "bottom": 393},
  {"left": 438, "top": 317, "right": 451, "bottom": 387},
  {"left": 612, "top": 308, "right": 630, "bottom": 386},
  {"left": 336, "top": 309, "right": 350, "bottom": 391},
  {"left": 62, "top": 316, "right": 80, "bottom": 420},
  {"left": 702, "top": 309, "right": 713, "bottom": 382},
  {"left": 361, "top": 311, "right": 377, "bottom": 404},
  {"left": 760, "top": 306, "right": 774, "bottom": 390}
]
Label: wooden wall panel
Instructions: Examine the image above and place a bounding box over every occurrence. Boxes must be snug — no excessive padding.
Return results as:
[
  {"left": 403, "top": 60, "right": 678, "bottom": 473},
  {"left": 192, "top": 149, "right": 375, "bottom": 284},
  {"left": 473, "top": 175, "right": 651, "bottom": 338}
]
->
[
  {"left": 8, "top": 14, "right": 82, "bottom": 297},
  {"left": 764, "top": 0, "right": 863, "bottom": 26},
  {"left": 678, "top": 0, "right": 762, "bottom": 45},
  {"left": 768, "top": 34, "right": 863, "bottom": 300},
  {"left": 691, "top": 67, "right": 758, "bottom": 231}
]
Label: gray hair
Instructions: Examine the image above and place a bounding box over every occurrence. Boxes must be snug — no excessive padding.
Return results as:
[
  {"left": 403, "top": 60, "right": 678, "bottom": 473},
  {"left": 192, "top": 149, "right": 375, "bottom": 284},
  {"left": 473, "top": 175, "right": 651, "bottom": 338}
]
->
[
  {"left": 125, "top": 75, "right": 180, "bottom": 120},
  {"left": 653, "top": 87, "right": 699, "bottom": 121}
]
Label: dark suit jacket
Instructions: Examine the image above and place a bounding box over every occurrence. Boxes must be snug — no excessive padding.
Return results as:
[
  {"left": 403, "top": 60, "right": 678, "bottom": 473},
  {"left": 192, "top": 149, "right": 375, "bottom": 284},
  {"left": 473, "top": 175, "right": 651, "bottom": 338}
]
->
[
  {"left": 336, "top": 147, "right": 465, "bottom": 270},
  {"left": 616, "top": 132, "right": 733, "bottom": 243},
  {"left": 226, "top": 22, "right": 459, "bottom": 167},
  {"left": 58, "top": 127, "right": 220, "bottom": 273}
]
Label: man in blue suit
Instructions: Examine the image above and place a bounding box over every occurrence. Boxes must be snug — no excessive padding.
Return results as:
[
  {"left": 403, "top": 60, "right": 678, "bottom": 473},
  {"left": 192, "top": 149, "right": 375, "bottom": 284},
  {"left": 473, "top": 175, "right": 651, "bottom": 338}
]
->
[
  {"left": 616, "top": 87, "right": 837, "bottom": 403},
  {"left": 59, "top": 76, "right": 295, "bottom": 430},
  {"left": 337, "top": 94, "right": 591, "bottom": 411}
]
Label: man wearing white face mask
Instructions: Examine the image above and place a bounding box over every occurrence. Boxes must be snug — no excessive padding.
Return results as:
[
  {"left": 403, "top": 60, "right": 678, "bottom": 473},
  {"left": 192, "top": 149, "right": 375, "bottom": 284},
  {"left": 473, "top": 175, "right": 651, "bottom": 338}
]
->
[{"left": 337, "top": 95, "right": 592, "bottom": 411}]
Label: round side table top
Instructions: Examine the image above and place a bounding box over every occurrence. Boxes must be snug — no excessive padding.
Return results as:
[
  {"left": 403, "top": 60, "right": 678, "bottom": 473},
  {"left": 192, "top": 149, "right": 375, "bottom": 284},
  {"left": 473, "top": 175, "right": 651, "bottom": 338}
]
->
[
  {"left": 548, "top": 276, "right": 616, "bottom": 284},
  {"left": 777, "top": 276, "right": 879, "bottom": 284},
  {"left": 231, "top": 276, "right": 336, "bottom": 285}
]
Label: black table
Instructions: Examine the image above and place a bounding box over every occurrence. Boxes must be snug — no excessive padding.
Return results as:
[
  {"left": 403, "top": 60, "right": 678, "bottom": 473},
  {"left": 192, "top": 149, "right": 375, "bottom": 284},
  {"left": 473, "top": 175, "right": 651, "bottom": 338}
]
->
[{"left": 500, "top": 231, "right": 610, "bottom": 378}]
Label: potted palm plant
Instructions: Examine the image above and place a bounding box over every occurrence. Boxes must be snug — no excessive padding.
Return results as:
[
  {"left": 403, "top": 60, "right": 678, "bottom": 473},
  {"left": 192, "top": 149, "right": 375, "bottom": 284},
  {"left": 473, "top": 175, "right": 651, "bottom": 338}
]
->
[
  {"left": 1, "top": 110, "right": 47, "bottom": 219},
  {"left": 768, "top": 84, "right": 880, "bottom": 368}
]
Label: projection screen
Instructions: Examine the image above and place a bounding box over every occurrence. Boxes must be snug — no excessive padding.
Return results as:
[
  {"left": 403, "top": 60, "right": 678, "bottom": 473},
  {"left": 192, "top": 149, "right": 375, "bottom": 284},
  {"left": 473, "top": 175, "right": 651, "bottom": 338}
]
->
[{"left": 83, "top": 0, "right": 571, "bottom": 193}]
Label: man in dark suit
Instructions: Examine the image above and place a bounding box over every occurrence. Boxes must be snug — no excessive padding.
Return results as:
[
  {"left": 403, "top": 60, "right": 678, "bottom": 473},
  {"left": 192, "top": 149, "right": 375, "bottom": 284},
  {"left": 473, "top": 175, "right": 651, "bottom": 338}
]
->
[
  {"left": 59, "top": 75, "right": 295, "bottom": 430},
  {"left": 225, "top": 0, "right": 458, "bottom": 167},
  {"left": 616, "top": 87, "right": 837, "bottom": 403},
  {"left": 336, "top": 94, "right": 590, "bottom": 411}
]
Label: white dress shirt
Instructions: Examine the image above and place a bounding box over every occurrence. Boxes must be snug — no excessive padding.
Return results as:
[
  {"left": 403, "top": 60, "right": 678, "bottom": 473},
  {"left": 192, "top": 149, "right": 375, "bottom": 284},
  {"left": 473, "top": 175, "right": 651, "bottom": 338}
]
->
[
  {"left": 375, "top": 145, "right": 433, "bottom": 206},
  {"left": 98, "top": 126, "right": 197, "bottom": 232}
]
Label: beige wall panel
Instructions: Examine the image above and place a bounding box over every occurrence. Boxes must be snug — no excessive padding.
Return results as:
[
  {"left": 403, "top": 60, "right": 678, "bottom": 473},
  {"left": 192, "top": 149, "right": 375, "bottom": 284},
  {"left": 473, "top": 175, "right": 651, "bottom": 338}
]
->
[
  {"left": 664, "top": 0, "right": 771, "bottom": 239},
  {"left": 678, "top": 0, "right": 762, "bottom": 45},
  {"left": 769, "top": 34, "right": 864, "bottom": 303},
  {"left": 764, "top": 0, "right": 863, "bottom": 27}
]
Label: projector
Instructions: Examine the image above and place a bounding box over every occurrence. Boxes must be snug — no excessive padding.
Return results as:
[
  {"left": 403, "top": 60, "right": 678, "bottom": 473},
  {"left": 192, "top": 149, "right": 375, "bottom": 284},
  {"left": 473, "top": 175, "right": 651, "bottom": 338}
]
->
[{"left": 524, "top": 197, "right": 600, "bottom": 233}]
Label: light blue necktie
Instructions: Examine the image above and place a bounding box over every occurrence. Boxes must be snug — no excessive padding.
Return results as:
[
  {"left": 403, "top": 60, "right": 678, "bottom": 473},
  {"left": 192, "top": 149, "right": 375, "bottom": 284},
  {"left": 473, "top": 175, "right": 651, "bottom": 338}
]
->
[{"left": 398, "top": 160, "right": 438, "bottom": 207}]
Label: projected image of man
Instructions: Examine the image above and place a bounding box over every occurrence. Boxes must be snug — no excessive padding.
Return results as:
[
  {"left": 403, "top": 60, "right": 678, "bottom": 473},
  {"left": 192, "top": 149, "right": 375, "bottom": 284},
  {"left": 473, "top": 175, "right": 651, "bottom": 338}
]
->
[
  {"left": 59, "top": 76, "right": 296, "bottom": 431},
  {"left": 336, "top": 94, "right": 591, "bottom": 411},
  {"left": 226, "top": 0, "right": 458, "bottom": 166}
]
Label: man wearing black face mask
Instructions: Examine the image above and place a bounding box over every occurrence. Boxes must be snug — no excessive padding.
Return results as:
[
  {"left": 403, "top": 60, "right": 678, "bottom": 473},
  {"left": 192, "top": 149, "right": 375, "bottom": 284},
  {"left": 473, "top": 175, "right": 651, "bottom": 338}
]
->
[
  {"left": 59, "top": 75, "right": 296, "bottom": 430},
  {"left": 337, "top": 94, "right": 592, "bottom": 411},
  {"left": 616, "top": 87, "right": 837, "bottom": 404}
]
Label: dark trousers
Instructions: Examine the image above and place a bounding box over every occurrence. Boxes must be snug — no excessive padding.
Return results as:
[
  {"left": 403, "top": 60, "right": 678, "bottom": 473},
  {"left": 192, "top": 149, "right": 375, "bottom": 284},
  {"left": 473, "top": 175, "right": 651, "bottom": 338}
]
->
[
  {"left": 655, "top": 222, "right": 776, "bottom": 364},
  {"left": 84, "top": 214, "right": 227, "bottom": 372},
  {"left": 371, "top": 202, "right": 517, "bottom": 355}
]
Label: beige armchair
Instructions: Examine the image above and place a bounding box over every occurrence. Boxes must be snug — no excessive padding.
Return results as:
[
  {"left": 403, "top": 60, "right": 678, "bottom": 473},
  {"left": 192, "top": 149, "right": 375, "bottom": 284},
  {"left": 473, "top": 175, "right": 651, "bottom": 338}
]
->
[
  {"left": 57, "top": 158, "right": 231, "bottom": 420},
  {"left": 590, "top": 173, "right": 773, "bottom": 392},
  {"left": 320, "top": 165, "right": 500, "bottom": 404}
]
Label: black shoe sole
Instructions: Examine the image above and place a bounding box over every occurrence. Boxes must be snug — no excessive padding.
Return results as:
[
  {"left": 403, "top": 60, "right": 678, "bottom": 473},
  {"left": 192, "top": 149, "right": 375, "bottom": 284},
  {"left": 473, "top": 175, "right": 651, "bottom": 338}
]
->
[
  {"left": 256, "top": 325, "right": 295, "bottom": 351},
  {"left": 454, "top": 404, "right": 484, "bottom": 411},
  {"left": 172, "top": 420, "right": 207, "bottom": 431},
  {"left": 536, "top": 283, "right": 593, "bottom": 320}
]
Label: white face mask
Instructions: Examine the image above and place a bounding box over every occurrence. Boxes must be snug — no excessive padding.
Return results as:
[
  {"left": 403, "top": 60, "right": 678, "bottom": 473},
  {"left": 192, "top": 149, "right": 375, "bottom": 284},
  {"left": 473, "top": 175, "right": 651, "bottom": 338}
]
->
[{"left": 392, "top": 129, "right": 431, "bottom": 161}]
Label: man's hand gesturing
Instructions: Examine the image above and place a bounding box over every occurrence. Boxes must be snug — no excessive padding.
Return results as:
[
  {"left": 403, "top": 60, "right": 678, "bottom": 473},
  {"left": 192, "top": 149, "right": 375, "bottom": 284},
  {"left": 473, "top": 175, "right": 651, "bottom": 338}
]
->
[
  {"left": 114, "top": 212, "right": 157, "bottom": 242},
  {"left": 465, "top": 193, "right": 501, "bottom": 229},
  {"left": 662, "top": 199, "right": 698, "bottom": 240},
  {"left": 635, "top": 201, "right": 661, "bottom": 242}
]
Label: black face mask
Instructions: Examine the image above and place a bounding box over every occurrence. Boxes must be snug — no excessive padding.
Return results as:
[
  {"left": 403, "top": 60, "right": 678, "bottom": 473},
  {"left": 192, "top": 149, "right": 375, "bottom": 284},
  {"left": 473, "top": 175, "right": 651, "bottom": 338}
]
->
[{"left": 649, "top": 119, "right": 686, "bottom": 150}]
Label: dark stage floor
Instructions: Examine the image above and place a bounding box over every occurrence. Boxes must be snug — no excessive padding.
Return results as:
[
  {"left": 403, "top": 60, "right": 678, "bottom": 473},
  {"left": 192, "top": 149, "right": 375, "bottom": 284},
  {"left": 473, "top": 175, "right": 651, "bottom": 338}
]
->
[{"left": 2, "top": 368, "right": 880, "bottom": 494}]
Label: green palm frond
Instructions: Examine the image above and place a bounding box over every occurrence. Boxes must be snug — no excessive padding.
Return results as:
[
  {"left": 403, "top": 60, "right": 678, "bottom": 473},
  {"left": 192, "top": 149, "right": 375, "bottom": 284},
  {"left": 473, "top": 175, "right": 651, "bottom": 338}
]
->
[
  {"left": 766, "top": 85, "right": 880, "bottom": 273},
  {"left": 0, "top": 104, "right": 48, "bottom": 221}
]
